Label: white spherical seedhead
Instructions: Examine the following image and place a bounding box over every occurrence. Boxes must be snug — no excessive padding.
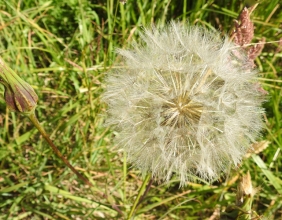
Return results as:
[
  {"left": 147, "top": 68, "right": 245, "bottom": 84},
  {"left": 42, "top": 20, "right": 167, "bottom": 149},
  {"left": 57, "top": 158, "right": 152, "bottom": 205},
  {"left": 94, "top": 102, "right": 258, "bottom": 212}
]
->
[{"left": 103, "top": 21, "right": 264, "bottom": 186}]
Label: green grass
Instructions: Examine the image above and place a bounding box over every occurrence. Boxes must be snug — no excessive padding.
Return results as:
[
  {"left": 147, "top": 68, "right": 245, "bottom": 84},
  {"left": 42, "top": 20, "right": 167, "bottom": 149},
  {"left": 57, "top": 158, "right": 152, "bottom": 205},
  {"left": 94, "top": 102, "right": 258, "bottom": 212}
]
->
[{"left": 0, "top": 0, "right": 281, "bottom": 219}]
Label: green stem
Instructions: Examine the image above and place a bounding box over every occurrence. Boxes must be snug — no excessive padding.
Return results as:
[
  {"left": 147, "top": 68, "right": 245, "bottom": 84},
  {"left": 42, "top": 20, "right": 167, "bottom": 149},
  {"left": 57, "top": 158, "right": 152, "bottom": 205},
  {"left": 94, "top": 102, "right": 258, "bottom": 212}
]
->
[
  {"left": 127, "top": 173, "right": 152, "bottom": 220},
  {"left": 27, "top": 111, "right": 93, "bottom": 187}
]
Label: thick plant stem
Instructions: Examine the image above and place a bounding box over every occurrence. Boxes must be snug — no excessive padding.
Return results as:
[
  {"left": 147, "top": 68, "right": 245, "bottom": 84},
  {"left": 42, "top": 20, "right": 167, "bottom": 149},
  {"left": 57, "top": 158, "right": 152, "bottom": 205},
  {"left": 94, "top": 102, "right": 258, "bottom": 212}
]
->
[
  {"left": 127, "top": 173, "right": 152, "bottom": 220},
  {"left": 27, "top": 110, "right": 93, "bottom": 187}
]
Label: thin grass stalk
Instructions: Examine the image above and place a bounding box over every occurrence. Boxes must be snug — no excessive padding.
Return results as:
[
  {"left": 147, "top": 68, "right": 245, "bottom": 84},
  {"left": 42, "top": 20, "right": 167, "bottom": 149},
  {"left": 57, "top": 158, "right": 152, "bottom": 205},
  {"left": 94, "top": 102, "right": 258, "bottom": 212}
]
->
[
  {"left": 127, "top": 173, "right": 151, "bottom": 219},
  {"left": 27, "top": 111, "right": 93, "bottom": 187}
]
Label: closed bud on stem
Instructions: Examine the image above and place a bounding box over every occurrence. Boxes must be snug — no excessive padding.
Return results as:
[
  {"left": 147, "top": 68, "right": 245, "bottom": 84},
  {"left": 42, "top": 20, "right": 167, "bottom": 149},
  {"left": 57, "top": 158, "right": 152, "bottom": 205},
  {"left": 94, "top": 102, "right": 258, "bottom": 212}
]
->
[
  {"left": 235, "top": 171, "right": 256, "bottom": 220},
  {"left": 0, "top": 58, "right": 92, "bottom": 186},
  {"left": 222, "top": 172, "right": 257, "bottom": 219},
  {"left": 0, "top": 58, "right": 38, "bottom": 114}
]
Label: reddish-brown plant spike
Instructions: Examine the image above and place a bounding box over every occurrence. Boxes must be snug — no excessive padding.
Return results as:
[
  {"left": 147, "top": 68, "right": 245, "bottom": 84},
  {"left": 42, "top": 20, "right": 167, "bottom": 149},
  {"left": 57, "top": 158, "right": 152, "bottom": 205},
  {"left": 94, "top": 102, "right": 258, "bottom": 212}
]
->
[
  {"left": 248, "top": 37, "right": 266, "bottom": 67},
  {"left": 231, "top": 6, "right": 255, "bottom": 46},
  {"left": 275, "top": 37, "right": 282, "bottom": 54},
  {"left": 230, "top": 4, "right": 267, "bottom": 69}
]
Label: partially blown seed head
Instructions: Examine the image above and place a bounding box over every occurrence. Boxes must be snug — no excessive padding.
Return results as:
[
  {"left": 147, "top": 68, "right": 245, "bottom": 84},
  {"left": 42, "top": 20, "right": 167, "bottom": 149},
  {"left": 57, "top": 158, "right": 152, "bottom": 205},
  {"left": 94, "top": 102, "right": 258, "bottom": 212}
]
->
[{"left": 103, "top": 22, "right": 264, "bottom": 186}]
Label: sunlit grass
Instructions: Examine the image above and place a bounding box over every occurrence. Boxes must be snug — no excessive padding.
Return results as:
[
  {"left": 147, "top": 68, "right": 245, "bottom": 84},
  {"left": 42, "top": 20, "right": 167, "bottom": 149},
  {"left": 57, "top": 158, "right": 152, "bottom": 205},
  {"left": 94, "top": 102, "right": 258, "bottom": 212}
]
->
[{"left": 0, "top": 0, "right": 281, "bottom": 219}]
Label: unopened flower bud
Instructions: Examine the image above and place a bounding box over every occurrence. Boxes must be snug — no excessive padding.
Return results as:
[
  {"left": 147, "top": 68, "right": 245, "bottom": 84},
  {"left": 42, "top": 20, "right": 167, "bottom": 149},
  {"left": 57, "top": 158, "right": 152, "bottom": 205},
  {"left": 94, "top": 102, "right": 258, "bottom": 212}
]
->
[
  {"left": 0, "top": 58, "right": 38, "bottom": 114},
  {"left": 223, "top": 172, "right": 256, "bottom": 219},
  {"left": 236, "top": 171, "right": 255, "bottom": 206}
]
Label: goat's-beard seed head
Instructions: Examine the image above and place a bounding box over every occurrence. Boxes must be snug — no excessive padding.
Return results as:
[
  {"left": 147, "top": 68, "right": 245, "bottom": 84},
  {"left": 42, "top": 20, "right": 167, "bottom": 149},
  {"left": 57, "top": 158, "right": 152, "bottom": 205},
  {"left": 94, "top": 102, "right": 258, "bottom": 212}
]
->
[
  {"left": 103, "top": 21, "right": 265, "bottom": 186},
  {"left": 160, "top": 72, "right": 203, "bottom": 127}
]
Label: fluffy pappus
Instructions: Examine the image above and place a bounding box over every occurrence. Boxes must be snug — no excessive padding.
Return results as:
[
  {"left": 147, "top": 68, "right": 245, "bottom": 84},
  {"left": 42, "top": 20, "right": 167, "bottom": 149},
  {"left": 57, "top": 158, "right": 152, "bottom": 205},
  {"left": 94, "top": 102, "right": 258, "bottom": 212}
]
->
[{"left": 103, "top": 21, "right": 265, "bottom": 186}]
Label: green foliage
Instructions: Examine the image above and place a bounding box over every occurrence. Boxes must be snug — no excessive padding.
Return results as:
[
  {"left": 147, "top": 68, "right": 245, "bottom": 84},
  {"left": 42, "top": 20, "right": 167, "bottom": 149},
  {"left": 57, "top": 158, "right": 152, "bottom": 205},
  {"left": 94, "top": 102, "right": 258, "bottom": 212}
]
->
[{"left": 0, "top": 0, "right": 281, "bottom": 219}]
